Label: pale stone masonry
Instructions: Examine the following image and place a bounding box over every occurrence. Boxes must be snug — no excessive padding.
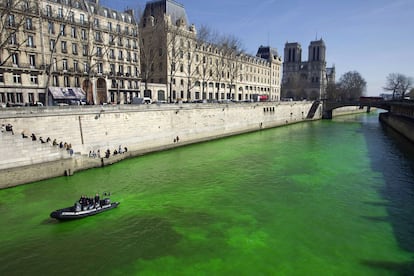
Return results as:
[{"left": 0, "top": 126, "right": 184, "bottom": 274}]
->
[
  {"left": 1, "top": 0, "right": 141, "bottom": 106},
  {"left": 1, "top": 0, "right": 282, "bottom": 106},
  {"left": 139, "top": 0, "right": 282, "bottom": 103},
  {"left": 282, "top": 40, "right": 335, "bottom": 100}
]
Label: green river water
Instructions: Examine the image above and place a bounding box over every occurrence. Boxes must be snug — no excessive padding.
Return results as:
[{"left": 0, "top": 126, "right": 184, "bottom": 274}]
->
[{"left": 0, "top": 112, "right": 413, "bottom": 275}]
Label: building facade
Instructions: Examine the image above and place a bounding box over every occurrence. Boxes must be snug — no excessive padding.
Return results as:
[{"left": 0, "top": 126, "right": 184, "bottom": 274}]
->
[
  {"left": 0, "top": 0, "right": 141, "bottom": 106},
  {"left": 139, "top": 0, "right": 282, "bottom": 103},
  {"left": 282, "top": 40, "right": 335, "bottom": 100},
  {"left": 1, "top": 0, "right": 282, "bottom": 106}
]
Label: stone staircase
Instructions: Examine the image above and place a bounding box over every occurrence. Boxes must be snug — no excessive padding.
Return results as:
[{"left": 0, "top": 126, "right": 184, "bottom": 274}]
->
[{"left": 0, "top": 131, "right": 72, "bottom": 170}]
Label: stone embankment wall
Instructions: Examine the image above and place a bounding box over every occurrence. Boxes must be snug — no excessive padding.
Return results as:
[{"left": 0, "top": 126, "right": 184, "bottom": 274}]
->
[
  {"left": 0, "top": 102, "right": 321, "bottom": 188},
  {"left": 379, "top": 113, "right": 414, "bottom": 143}
]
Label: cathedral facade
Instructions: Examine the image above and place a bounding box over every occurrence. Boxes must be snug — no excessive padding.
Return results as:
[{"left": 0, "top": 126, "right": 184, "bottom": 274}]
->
[{"left": 282, "top": 39, "right": 335, "bottom": 100}]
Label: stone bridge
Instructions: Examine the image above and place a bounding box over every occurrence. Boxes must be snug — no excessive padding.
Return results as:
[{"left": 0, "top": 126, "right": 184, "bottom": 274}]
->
[{"left": 322, "top": 99, "right": 391, "bottom": 119}]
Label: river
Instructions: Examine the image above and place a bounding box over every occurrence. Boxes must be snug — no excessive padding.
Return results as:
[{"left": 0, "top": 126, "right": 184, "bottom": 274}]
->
[{"left": 0, "top": 112, "right": 413, "bottom": 275}]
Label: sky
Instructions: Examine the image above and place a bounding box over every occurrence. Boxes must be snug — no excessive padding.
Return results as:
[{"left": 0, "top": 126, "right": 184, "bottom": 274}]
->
[{"left": 101, "top": 0, "right": 414, "bottom": 96}]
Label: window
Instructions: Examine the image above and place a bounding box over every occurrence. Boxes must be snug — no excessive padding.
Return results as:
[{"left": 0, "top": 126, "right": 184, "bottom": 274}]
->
[
  {"left": 0, "top": 73, "right": 4, "bottom": 83},
  {"left": 9, "top": 33, "right": 17, "bottom": 45},
  {"left": 82, "top": 45, "right": 88, "bottom": 56},
  {"left": 29, "top": 55, "right": 36, "bottom": 67},
  {"left": 64, "top": 76, "right": 69, "bottom": 87},
  {"left": 81, "top": 29, "right": 87, "bottom": 40},
  {"left": 80, "top": 14, "right": 85, "bottom": 24},
  {"left": 53, "top": 75, "right": 58, "bottom": 86},
  {"left": 26, "top": 18, "right": 33, "bottom": 30},
  {"left": 27, "top": 35, "right": 34, "bottom": 47},
  {"left": 75, "top": 77, "right": 80, "bottom": 87},
  {"left": 16, "top": 93, "right": 23, "bottom": 103},
  {"left": 73, "top": 60, "right": 78, "bottom": 72},
  {"left": 96, "top": 47, "right": 102, "bottom": 57},
  {"left": 50, "top": 39, "right": 55, "bottom": 51},
  {"left": 58, "top": 8, "right": 63, "bottom": 18},
  {"left": 13, "top": 73, "right": 21, "bottom": 83},
  {"left": 11, "top": 53, "right": 18, "bottom": 65},
  {"left": 95, "top": 31, "right": 102, "bottom": 42},
  {"left": 109, "top": 34, "right": 115, "bottom": 45},
  {"left": 108, "top": 22, "right": 112, "bottom": 32},
  {"left": 46, "top": 5, "right": 52, "bottom": 17},
  {"left": 94, "top": 19, "right": 99, "bottom": 28},
  {"left": 30, "top": 74, "right": 38, "bottom": 84},
  {"left": 60, "top": 24, "right": 66, "bottom": 36},
  {"left": 48, "top": 21, "right": 54, "bottom": 34},
  {"left": 97, "top": 63, "right": 103, "bottom": 74},
  {"left": 8, "top": 14, "right": 15, "bottom": 27},
  {"left": 72, "top": 43, "right": 78, "bottom": 55},
  {"left": 69, "top": 12, "right": 74, "bottom": 22},
  {"left": 110, "top": 64, "right": 115, "bottom": 74},
  {"left": 62, "top": 59, "right": 68, "bottom": 70},
  {"left": 53, "top": 58, "right": 57, "bottom": 71},
  {"left": 109, "top": 49, "right": 115, "bottom": 59},
  {"left": 71, "top": 26, "right": 77, "bottom": 38},
  {"left": 61, "top": 41, "right": 67, "bottom": 53},
  {"left": 7, "top": 93, "right": 14, "bottom": 103}
]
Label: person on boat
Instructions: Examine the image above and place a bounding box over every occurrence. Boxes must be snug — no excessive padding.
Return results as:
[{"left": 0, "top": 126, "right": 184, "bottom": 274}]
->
[{"left": 94, "top": 193, "right": 100, "bottom": 207}]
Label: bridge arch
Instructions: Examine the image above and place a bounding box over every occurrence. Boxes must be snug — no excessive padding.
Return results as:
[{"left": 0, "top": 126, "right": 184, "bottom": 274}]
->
[{"left": 322, "top": 99, "right": 390, "bottom": 119}]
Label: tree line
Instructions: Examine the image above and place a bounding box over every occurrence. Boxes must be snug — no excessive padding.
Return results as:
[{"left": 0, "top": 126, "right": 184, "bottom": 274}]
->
[{"left": 327, "top": 72, "right": 413, "bottom": 101}]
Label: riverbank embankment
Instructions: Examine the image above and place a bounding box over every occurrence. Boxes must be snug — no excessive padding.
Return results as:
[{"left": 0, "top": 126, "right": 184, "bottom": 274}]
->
[{"left": 0, "top": 102, "right": 367, "bottom": 188}]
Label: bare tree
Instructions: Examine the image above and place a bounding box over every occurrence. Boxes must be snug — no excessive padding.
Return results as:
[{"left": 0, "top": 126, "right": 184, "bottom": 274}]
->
[
  {"left": 0, "top": 0, "right": 34, "bottom": 67},
  {"left": 337, "top": 71, "right": 366, "bottom": 101},
  {"left": 325, "top": 82, "right": 340, "bottom": 101},
  {"left": 41, "top": 1, "right": 76, "bottom": 106},
  {"left": 383, "top": 73, "right": 413, "bottom": 99},
  {"left": 165, "top": 23, "right": 187, "bottom": 102},
  {"left": 139, "top": 16, "right": 163, "bottom": 97}
]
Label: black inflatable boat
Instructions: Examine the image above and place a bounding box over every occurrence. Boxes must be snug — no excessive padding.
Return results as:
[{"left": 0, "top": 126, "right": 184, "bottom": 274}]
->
[{"left": 50, "top": 198, "right": 120, "bottom": 221}]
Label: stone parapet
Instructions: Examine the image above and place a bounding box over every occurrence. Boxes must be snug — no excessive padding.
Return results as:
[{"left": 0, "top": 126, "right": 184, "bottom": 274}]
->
[{"left": 0, "top": 102, "right": 322, "bottom": 188}]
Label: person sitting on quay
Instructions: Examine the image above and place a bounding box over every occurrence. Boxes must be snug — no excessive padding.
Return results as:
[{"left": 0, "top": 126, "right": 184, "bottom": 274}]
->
[
  {"left": 124, "top": 147, "right": 128, "bottom": 153},
  {"left": 5, "top": 123, "right": 14, "bottom": 135},
  {"left": 52, "top": 139, "right": 57, "bottom": 146},
  {"left": 39, "top": 137, "right": 46, "bottom": 143},
  {"left": 105, "top": 149, "right": 111, "bottom": 158},
  {"left": 21, "top": 132, "right": 28, "bottom": 138},
  {"left": 31, "top": 133, "right": 37, "bottom": 141},
  {"left": 59, "top": 141, "right": 63, "bottom": 148},
  {"left": 46, "top": 137, "right": 51, "bottom": 143}
]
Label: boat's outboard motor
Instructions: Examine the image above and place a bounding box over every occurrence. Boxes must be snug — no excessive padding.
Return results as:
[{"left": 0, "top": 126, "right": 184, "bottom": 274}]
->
[{"left": 104, "top": 198, "right": 111, "bottom": 205}]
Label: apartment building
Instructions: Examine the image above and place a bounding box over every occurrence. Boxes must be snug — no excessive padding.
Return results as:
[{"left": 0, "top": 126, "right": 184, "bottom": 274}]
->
[
  {"left": 0, "top": 0, "right": 141, "bottom": 106},
  {"left": 1, "top": 0, "right": 282, "bottom": 106},
  {"left": 139, "top": 0, "right": 282, "bottom": 103}
]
